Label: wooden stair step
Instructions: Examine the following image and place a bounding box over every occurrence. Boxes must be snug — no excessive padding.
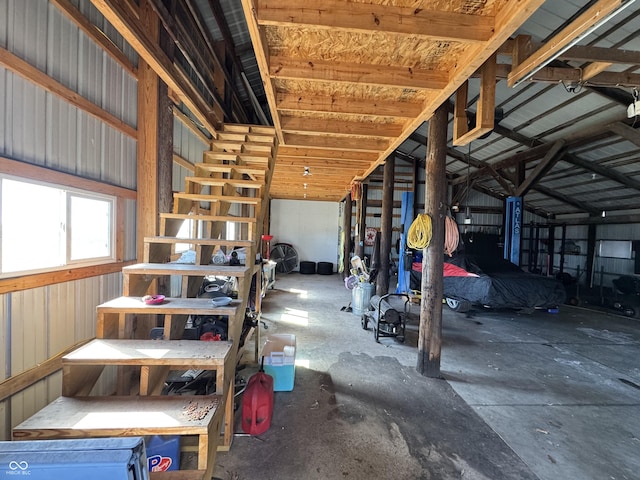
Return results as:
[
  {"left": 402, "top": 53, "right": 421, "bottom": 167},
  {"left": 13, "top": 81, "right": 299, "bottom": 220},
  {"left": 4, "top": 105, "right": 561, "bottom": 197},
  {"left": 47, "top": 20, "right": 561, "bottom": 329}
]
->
[
  {"left": 173, "top": 193, "right": 261, "bottom": 205},
  {"left": 145, "top": 236, "right": 253, "bottom": 248},
  {"left": 185, "top": 177, "right": 263, "bottom": 189},
  {"left": 203, "top": 151, "right": 272, "bottom": 164},
  {"left": 160, "top": 213, "right": 257, "bottom": 224},
  {"left": 159, "top": 213, "right": 256, "bottom": 239},
  {"left": 222, "top": 123, "right": 276, "bottom": 136},
  {"left": 122, "top": 263, "right": 251, "bottom": 297},
  {"left": 211, "top": 140, "right": 274, "bottom": 154},
  {"left": 193, "top": 164, "right": 267, "bottom": 176},
  {"left": 12, "top": 395, "right": 223, "bottom": 478},
  {"left": 62, "top": 339, "right": 233, "bottom": 396},
  {"left": 12, "top": 395, "right": 222, "bottom": 438},
  {"left": 96, "top": 296, "right": 243, "bottom": 339},
  {"left": 144, "top": 236, "right": 254, "bottom": 264}
]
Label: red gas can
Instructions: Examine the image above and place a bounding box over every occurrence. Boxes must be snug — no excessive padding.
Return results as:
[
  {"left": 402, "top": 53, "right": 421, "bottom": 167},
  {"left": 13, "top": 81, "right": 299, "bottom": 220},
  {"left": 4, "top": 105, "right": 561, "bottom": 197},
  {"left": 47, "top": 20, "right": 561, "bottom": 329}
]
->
[{"left": 241, "top": 360, "right": 274, "bottom": 435}]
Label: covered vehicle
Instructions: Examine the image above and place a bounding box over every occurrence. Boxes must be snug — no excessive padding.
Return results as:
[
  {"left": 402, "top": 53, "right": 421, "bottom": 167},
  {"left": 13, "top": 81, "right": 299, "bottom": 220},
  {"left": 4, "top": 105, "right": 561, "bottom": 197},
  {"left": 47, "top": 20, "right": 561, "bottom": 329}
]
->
[{"left": 410, "top": 254, "right": 566, "bottom": 313}]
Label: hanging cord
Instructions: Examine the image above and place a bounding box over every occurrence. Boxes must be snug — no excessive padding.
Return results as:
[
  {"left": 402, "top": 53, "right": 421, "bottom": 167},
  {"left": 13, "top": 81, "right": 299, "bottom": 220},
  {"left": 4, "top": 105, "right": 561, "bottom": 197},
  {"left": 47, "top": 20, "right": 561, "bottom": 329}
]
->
[
  {"left": 444, "top": 216, "right": 460, "bottom": 256},
  {"left": 407, "top": 214, "right": 433, "bottom": 249}
]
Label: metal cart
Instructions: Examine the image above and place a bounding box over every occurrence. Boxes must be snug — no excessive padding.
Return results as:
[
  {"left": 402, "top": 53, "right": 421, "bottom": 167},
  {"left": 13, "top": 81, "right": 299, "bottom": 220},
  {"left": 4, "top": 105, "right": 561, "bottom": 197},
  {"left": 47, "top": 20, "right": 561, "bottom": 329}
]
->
[{"left": 360, "top": 293, "right": 409, "bottom": 343}]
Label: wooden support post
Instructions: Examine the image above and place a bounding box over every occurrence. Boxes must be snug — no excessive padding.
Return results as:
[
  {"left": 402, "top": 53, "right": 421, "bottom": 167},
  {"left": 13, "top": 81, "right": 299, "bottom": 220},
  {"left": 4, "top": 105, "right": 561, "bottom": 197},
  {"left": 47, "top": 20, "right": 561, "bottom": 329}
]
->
[
  {"left": 356, "top": 184, "right": 368, "bottom": 259},
  {"left": 417, "top": 103, "right": 447, "bottom": 378},
  {"left": 137, "top": 0, "right": 160, "bottom": 260},
  {"left": 377, "top": 156, "right": 395, "bottom": 296},
  {"left": 586, "top": 222, "right": 597, "bottom": 288},
  {"left": 342, "top": 195, "right": 353, "bottom": 279}
]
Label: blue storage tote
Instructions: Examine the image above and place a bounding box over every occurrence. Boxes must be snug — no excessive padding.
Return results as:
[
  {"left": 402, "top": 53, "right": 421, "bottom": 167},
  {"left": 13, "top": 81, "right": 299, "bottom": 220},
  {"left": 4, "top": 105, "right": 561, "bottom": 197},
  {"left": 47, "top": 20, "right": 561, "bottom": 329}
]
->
[
  {"left": 0, "top": 437, "right": 149, "bottom": 479},
  {"left": 262, "top": 334, "right": 296, "bottom": 391}
]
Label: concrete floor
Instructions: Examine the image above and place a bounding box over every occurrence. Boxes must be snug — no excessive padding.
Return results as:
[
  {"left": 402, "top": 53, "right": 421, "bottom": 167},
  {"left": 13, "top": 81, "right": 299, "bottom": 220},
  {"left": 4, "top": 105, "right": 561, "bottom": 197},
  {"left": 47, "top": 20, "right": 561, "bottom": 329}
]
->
[{"left": 213, "top": 272, "right": 640, "bottom": 480}]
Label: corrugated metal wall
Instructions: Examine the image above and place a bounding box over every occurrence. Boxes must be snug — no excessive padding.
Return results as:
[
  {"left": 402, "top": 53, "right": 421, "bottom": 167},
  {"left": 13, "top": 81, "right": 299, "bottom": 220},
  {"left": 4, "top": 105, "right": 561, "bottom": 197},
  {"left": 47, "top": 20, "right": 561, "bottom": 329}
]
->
[{"left": 0, "top": 0, "right": 138, "bottom": 440}]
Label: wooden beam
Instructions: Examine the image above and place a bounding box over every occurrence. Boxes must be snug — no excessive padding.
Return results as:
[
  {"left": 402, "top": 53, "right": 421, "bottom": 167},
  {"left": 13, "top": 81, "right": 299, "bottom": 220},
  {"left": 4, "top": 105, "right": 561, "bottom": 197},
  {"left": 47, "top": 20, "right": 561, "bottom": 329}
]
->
[
  {"left": 508, "top": 0, "right": 634, "bottom": 86},
  {"left": 514, "top": 140, "right": 566, "bottom": 196},
  {"left": 280, "top": 115, "right": 403, "bottom": 138},
  {"left": 90, "top": 0, "right": 220, "bottom": 134},
  {"left": 359, "top": 0, "right": 545, "bottom": 181},
  {"left": 283, "top": 133, "right": 389, "bottom": 152},
  {"left": 276, "top": 92, "right": 423, "bottom": 118},
  {"left": 581, "top": 62, "right": 613, "bottom": 81},
  {"left": 506, "top": 38, "right": 640, "bottom": 65},
  {"left": 50, "top": 0, "right": 137, "bottom": 77},
  {"left": 608, "top": 122, "right": 640, "bottom": 147},
  {"left": 173, "top": 107, "right": 211, "bottom": 145},
  {"left": 173, "top": 153, "right": 196, "bottom": 172},
  {"left": 453, "top": 54, "right": 496, "bottom": 146},
  {"left": 240, "top": 0, "right": 284, "bottom": 144},
  {"left": 0, "top": 46, "right": 137, "bottom": 139},
  {"left": 276, "top": 157, "right": 371, "bottom": 169},
  {"left": 560, "top": 44, "right": 640, "bottom": 64},
  {"left": 276, "top": 146, "right": 377, "bottom": 162},
  {"left": 255, "top": 0, "right": 494, "bottom": 43},
  {"left": 270, "top": 55, "right": 448, "bottom": 90},
  {"left": 0, "top": 340, "right": 91, "bottom": 402}
]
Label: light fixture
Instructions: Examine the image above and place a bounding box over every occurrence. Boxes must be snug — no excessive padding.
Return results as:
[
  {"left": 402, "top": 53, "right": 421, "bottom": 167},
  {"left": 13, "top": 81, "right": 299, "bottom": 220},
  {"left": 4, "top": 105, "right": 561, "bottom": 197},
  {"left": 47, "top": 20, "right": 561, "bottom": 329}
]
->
[
  {"left": 602, "top": 210, "right": 606, "bottom": 218},
  {"left": 303, "top": 166, "right": 311, "bottom": 176},
  {"left": 513, "top": 0, "right": 638, "bottom": 87},
  {"left": 303, "top": 183, "right": 307, "bottom": 189}
]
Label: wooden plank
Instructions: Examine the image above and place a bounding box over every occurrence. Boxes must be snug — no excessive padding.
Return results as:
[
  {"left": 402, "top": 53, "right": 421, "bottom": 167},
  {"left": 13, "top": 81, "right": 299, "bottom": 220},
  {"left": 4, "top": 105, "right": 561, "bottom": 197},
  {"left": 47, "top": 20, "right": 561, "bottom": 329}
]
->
[
  {"left": 185, "top": 177, "right": 264, "bottom": 189},
  {"left": 140, "top": 365, "right": 171, "bottom": 395},
  {"left": 283, "top": 133, "right": 389, "bottom": 152},
  {"left": 62, "top": 364, "right": 105, "bottom": 396},
  {"left": 276, "top": 92, "right": 423, "bottom": 118},
  {"left": 0, "top": 340, "right": 90, "bottom": 402},
  {"left": 508, "top": 0, "right": 632, "bottom": 86},
  {"left": 276, "top": 146, "right": 377, "bottom": 162},
  {"left": 255, "top": 0, "right": 494, "bottom": 43},
  {"left": 280, "top": 115, "right": 403, "bottom": 138},
  {"left": 453, "top": 54, "right": 496, "bottom": 146},
  {"left": 270, "top": 55, "right": 448, "bottom": 90},
  {"left": 12, "top": 395, "right": 221, "bottom": 437},
  {"left": 63, "top": 339, "right": 232, "bottom": 365},
  {"left": 0, "top": 46, "right": 137, "bottom": 139},
  {"left": 144, "top": 236, "right": 253, "bottom": 247},
  {"left": 172, "top": 193, "right": 261, "bottom": 206}
]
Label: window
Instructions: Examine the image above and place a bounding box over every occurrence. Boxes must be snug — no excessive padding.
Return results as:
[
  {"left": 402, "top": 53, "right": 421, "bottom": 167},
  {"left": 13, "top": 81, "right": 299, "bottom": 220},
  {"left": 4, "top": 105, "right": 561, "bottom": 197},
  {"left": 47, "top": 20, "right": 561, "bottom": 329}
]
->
[{"left": 1, "top": 176, "right": 116, "bottom": 276}]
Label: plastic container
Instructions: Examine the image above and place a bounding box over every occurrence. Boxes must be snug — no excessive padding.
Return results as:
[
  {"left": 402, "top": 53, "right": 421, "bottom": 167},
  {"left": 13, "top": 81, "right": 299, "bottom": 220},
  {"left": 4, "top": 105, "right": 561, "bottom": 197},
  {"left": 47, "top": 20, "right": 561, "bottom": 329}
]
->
[
  {"left": 262, "top": 334, "right": 296, "bottom": 391},
  {"left": 145, "top": 435, "right": 180, "bottom": 472},
  {"left": 241, "top": 362, "right": 274, "bottom": 435},
  {"left": 352, "top": 282, "right": 375, "bottom": 316},
  {"left": 0, "top": 437, "right": 149, "bottom": 480}
]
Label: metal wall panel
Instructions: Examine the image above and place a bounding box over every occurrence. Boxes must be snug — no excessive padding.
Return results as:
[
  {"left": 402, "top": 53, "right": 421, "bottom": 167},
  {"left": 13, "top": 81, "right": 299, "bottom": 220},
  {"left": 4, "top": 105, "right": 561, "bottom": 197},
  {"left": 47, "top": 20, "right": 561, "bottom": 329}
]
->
[
  {"left": 0, "top": 0, "right": 138, "bottom": 439},
  {"left": 0, "top": 0, "right": 137, "bottom": 189}
]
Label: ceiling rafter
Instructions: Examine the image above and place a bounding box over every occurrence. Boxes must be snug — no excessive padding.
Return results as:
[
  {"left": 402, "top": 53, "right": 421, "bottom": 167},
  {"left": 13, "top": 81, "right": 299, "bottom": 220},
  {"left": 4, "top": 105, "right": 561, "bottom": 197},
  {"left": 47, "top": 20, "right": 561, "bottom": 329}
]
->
[
  {"left": 270, "top": 56, "right": 449, "bottom": 90},
  {"left": 508, "top": 0, "right": 636, "bottom": 87},
  {"left": 254, "top": 0, "right": 495, "bottom": 43}
]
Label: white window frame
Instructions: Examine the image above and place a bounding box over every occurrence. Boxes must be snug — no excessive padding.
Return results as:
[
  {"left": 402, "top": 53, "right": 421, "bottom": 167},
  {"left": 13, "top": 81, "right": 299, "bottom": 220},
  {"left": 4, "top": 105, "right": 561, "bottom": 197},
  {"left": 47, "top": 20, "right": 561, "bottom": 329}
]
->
[{"left": 0, "top": 174, "right": 116, "bottom": 278}]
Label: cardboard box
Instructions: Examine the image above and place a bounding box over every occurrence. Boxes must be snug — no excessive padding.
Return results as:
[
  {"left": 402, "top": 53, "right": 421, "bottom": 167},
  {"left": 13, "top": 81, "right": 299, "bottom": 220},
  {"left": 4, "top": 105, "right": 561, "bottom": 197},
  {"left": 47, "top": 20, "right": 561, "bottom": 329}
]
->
[{"left": 262, "top": 334, "right": 296, "bottom": 391}]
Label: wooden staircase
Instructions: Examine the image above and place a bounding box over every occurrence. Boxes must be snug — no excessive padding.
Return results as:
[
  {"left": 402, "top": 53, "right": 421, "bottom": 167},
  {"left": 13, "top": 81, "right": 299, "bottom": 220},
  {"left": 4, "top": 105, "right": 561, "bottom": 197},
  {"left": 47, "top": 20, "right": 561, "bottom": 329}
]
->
[{"left": 12, "top": 124, "right": 278, "bottom": 479}]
